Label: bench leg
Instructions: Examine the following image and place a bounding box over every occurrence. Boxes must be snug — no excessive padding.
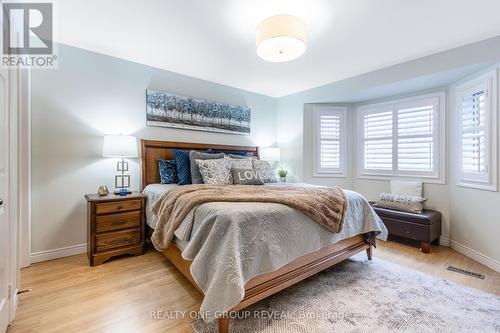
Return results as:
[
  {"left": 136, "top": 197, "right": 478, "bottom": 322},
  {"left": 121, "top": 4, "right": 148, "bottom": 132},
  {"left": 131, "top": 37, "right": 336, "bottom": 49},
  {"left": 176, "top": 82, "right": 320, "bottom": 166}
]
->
[
  {"left": 366, "top": 245, "right": 373, "bottom": 260},
  {"left": 420, "top": 242, "right": 431, "bottom": 254},
  {"left": 218, "top": 317, "right": 229, "bottom": 333}
]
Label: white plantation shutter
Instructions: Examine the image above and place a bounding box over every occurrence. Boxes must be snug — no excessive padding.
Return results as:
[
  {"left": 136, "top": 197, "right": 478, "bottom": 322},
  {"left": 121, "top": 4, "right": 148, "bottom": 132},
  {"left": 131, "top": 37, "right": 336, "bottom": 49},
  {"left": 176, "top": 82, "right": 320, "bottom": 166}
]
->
[
  {"left": 397, "top": 102, "right": 436, "bottom": 173},
  {"left": 461, "top": 87, "right": 486, "bottom": 174},
  {"left": 358, "top": 92, "right": 444, "bottom": 181},
  {"left": 363, "top": 110, "right": 393, "bottom": 171},
  {"left": 457, "top": 70, "right": 497, "bottom": 191},
  {"left": 313, "top": 106, "right": 347, "bottom": 176},
  {"left": 320, "top": 115, "right": 340, "bottom": 169}
]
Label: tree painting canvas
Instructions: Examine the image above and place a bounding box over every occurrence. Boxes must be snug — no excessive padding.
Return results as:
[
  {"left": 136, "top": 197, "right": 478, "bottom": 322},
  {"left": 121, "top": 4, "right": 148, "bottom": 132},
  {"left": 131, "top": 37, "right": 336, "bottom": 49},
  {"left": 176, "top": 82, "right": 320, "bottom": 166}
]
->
[{"left": 146, "top": 90, "right": 251, "bottom": 135}]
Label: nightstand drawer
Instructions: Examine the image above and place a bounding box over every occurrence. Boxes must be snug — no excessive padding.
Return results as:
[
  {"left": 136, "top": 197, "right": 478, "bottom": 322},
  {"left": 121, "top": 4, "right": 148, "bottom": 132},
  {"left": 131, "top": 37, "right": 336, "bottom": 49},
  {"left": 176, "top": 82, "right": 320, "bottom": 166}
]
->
[
  {"left": 95, "top": 229, "right": 141, "bottom": 252},
  {"left": 96, "top": 211, "right": 141, "bottom": 233},
  {"left": 95, "top": 200, "right": 141, "bottom": 214}
]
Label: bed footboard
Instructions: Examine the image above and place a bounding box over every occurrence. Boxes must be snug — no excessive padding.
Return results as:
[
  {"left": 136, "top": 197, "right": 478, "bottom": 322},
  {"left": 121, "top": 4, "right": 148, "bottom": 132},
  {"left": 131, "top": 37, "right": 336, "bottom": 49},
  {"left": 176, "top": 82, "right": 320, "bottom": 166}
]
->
[{"left": 160, "top": 234, "right": 373, "bottom": 333}]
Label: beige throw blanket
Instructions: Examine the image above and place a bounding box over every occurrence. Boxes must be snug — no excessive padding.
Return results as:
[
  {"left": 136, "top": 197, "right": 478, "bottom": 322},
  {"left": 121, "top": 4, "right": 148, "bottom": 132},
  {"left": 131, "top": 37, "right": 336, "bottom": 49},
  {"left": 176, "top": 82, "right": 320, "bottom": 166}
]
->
[{"left": 151, "top": 184, "right": 347, "bottom": 251}]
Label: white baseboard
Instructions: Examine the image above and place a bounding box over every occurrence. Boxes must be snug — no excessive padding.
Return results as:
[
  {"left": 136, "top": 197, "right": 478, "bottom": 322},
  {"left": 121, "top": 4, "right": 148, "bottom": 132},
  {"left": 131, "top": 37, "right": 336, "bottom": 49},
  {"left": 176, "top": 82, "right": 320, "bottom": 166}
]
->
[
  {"left": 439, "top": 236, "right": 450, "bottom": 247},
  {"left": 31, "top": 243, "right": 87, "bottom": 263},
  {"left": 449, "top": 240, "right": 500, "bottom": 273}
]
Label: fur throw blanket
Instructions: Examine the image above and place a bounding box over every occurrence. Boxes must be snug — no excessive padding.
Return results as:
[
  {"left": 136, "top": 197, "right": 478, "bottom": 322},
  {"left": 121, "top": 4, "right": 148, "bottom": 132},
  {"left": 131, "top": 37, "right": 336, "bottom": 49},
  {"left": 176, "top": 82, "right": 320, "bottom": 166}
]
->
[{"left": 151, "top": 184, "right": 347, "bottom": 251}]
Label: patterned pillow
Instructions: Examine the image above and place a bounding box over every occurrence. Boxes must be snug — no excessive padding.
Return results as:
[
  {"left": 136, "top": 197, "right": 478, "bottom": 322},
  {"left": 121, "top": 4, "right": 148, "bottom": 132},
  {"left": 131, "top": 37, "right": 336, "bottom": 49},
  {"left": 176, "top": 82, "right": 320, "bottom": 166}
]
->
[
  {"left": 195, "top": 158, "right": 233, "bottom": 185},
  {"left": 232, "top": 168, "right": 264, "bottom": 185},
  {"left": 208, "top": 149, "right": 247, "bottom": 157},
  {"left": 190, "top": 151, "right": 225, "bottom": 184},
  {"left": 375, "top": 193, "right": 426, "bottom": 213},
  {"left": 172, "top": 149, "right": 192, "bottom": 185},
  {"left": 158, "top": 159, "right": 177, "bottom": 184},
  {"left": 226, "top": 156, "right": 253, "bottom": 169},
  {"left": 252, "top": 159, "right": 277, "bottom": 183}
]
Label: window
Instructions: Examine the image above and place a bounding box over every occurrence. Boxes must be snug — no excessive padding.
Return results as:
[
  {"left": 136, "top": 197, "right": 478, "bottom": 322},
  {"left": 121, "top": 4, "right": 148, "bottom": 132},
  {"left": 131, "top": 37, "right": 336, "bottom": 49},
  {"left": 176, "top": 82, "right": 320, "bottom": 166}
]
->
[
  {"left": 456, "top": 70, "right": 497, "bottom": 191},
  {"left": 312, "top": 106, "right": 347, "bottom": 177},
  {"left": 357, "top": 92, "right": 445, "bottom": 183}
]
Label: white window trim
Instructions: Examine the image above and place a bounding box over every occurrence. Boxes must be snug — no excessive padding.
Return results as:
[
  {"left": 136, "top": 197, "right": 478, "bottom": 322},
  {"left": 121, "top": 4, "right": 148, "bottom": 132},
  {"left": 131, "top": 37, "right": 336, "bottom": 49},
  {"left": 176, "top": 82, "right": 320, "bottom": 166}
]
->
[
  {"left": 312, "top": 106, "right": 347, "bottom": 178},
  {"left": 356, "top": 91, "right": 446, "bottom": 184},
  {"left": 455, "top": 69, "right": 498, "bottom": 192}
]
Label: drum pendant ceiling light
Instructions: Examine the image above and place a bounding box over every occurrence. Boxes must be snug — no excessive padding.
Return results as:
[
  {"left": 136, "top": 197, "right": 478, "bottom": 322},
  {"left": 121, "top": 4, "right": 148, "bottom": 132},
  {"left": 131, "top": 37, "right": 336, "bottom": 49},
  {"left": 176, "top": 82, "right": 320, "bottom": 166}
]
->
[{"left": 256, "top": 15, "right": 307, "bottom": 62}]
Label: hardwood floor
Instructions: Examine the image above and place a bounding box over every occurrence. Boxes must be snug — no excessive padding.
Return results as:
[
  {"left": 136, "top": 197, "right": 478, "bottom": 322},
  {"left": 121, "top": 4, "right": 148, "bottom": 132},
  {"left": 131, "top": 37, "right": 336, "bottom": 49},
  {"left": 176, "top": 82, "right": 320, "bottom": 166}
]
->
[{"left": 8, "top": 241, "right": 500, "bottom": 333}]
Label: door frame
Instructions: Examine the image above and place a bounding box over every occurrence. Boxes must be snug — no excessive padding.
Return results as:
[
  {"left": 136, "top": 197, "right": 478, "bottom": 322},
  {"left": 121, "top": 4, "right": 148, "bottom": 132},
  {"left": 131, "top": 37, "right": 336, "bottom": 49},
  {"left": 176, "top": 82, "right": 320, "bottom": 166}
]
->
[
  {"left": 8, "top": 66, "right": 19, "bottom": 326},
  {"left": 10, "top": 68, "right": 31, "bottom": 326},
  {"left": 18, "top": 69, "right": 31, "bottom": 269},
  {"left": 1, "top": 64, "right": 31, "bottom": 330},
  {"left": 1, "top": 65, "right": 22, "bottom": 330}
]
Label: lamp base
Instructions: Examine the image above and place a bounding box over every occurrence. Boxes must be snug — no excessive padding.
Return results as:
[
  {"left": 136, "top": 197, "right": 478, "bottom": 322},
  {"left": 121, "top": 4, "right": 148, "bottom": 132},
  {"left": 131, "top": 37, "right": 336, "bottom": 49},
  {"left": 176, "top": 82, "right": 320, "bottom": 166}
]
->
[{"left": 114, "top": 189, "right": 132, "bottom": 196}]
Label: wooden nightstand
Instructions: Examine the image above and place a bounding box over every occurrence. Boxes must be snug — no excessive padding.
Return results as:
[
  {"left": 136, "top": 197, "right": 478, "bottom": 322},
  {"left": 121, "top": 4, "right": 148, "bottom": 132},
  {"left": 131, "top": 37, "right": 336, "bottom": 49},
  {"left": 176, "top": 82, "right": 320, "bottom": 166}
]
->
[{"left": 85, "top": 192, "right": 146, "bottom": 266}]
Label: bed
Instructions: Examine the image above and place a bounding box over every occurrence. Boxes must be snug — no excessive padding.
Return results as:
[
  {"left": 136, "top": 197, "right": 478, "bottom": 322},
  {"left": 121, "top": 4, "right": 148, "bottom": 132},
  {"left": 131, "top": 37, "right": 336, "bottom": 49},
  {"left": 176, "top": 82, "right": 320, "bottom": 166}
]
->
[{"left": 140, "top": 139, "right": 387, "bottom": 333}]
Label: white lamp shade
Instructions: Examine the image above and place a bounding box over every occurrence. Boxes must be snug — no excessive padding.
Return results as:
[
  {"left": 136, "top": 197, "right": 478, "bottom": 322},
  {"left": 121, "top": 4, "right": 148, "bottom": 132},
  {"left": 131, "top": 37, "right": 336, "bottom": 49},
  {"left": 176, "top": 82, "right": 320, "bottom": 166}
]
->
[
  {"left": 102, "top": 135, "right": 138, "bottom": 158},
  {"left": 260, "top": 147, "right": 280, "bottom": 162},
  {"left": 256, "top": 15, "right": 307, "bottom": 62}
]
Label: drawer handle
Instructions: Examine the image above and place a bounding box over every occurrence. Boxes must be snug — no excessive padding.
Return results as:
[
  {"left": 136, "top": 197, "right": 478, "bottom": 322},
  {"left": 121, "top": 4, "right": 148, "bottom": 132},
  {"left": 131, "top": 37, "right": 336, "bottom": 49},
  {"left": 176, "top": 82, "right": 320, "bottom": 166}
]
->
[
  {"left": 111, "top": 220, "right": 127, "bottom": 226},
  {"left": 116, "top": 205, "right": 123, "bottom": 210}
]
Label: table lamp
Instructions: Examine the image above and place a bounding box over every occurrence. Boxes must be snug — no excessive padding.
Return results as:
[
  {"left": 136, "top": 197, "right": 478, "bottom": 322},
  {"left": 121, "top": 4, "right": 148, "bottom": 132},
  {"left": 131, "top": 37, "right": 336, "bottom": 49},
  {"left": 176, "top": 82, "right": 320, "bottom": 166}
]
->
[
  {"left": 260, "top": 147, "right": 280, "bottom": 168},
  {"left": 102, "top": 135, "right": 138, "bottom": 195}
]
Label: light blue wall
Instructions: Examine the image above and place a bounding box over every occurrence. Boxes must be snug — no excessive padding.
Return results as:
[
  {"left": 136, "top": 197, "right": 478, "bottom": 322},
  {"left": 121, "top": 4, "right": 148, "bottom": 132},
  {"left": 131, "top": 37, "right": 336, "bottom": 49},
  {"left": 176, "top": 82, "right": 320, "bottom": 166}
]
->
[
  {"left": 31, "top": 43, "right": 276, "bottom": 252},
  {"left": 275, "top": 36, "right": 500, "bottom": 266},
  {"left": 276, "top": 36, "right": 500, "bottom": 184},
  {"left": 31, "top": 36, "right": 500, "bottom": 267}
]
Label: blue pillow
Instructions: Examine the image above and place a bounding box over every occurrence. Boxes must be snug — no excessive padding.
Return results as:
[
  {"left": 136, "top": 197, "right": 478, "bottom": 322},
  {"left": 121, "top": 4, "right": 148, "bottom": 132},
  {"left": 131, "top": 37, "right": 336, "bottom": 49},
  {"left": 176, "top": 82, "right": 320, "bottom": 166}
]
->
[
  {"left": 172, "top": 149, "right": 192, "bottom": 185},
  {"left": 158, "top": 160, "right": 177, "bottom": 184}
]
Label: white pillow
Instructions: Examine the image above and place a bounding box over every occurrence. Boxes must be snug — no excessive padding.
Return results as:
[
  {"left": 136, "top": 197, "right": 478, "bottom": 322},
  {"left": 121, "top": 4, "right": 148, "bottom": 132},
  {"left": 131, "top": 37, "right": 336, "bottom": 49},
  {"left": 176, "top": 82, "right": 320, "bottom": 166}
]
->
[{"left": 390, "top": 180, "right": 423, "bottom": 197}]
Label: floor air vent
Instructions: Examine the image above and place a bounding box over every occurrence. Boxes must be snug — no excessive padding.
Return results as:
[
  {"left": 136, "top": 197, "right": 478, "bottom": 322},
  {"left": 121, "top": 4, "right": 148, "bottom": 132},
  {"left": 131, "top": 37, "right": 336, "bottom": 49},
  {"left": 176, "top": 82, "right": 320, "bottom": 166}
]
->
[{"left": 447, "top": 266, "right": 485, "bottom": 279}]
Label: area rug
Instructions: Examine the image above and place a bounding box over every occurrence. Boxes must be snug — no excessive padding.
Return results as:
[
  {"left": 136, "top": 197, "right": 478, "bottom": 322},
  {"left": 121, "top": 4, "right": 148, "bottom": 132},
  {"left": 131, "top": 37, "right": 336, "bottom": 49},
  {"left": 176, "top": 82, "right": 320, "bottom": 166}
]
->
[{"left": 192, "top": 254, "right": 500, "bottom": 333}]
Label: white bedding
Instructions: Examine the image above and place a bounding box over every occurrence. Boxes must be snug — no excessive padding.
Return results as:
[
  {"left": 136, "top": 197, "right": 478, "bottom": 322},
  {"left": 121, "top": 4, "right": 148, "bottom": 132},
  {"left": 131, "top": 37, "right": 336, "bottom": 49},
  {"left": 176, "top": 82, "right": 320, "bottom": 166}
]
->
[
  {"left": 143, "top": 183, "right": 176, "bottom": 229},
  {"left": 143, "top": 182, "right": 388, "bottom": 322}
]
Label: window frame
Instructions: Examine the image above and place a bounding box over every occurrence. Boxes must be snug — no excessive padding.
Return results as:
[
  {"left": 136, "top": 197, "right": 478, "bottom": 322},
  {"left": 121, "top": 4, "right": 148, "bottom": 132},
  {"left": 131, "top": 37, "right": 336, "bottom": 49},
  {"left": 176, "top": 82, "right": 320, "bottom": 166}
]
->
[
  {"left": 455, "top": 69, "right": 498, "bottom": 192},
  {"left": 312, "top": 106, "right": 347, "bottom": 178},
  {"left": 356, "top": 91, "right": 446, "bottom": 184}
]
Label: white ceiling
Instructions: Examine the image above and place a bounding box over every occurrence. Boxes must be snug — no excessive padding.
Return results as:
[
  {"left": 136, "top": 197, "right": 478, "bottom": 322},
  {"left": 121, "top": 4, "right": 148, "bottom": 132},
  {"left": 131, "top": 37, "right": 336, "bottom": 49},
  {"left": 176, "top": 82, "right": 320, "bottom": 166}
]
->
[{"left": 54, "top": 0, "right": 500, "bottom": 97}]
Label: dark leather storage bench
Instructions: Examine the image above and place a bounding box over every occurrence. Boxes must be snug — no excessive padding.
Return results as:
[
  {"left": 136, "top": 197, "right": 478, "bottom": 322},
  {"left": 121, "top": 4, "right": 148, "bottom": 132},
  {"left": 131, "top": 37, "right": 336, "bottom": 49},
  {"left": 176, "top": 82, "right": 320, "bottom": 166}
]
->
[{"left": 371, "top": 205, "right": 442, "bottom": 253}]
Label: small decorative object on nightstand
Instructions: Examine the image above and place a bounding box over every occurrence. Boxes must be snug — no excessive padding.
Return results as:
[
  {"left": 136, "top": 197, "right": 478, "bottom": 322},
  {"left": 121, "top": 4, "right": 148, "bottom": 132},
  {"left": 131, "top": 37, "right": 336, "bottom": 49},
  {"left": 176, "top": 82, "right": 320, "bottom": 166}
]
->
[
  {"left": 85, "top": 192, "right": 146, "bottom": 266},
  {"left": 97, "top": 185, "right": 109, "bottom": 196}
]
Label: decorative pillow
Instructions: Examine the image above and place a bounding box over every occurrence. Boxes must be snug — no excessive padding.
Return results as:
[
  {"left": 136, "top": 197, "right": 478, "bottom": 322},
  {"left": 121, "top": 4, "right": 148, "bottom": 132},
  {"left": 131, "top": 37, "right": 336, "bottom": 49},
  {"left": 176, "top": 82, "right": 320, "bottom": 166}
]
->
[
  {"left": 252, "top": 159, "right": 277, "bottom": 183},
  {"left": 226, "top": 156, "right": 253, "bottom": 169},
  {"left": 172, "top": 149, "right": 192, "bottom": 185},
  {"left": 208, "top": 149, "right": 247, "bottom": 157},
  {"left": 189, "top": 151, "right": 225, "bottom": 184},
  {"left": 226, "top": 153, "right": 248, "bottom": 159},
  {"left": 195, "top": 158, "right": 233, "bottom": 185},
  {"left": 232, "top": 168, "right": 264, "bottom": 185},
  {"left": 391, "top": 180, "right": 423, "bottom": 197},
  {"left": 375, "top": 193, "right": 426, "bottom": 213},
  {"left": 158, "top": 159, "right": 177, "bottom": 184}
]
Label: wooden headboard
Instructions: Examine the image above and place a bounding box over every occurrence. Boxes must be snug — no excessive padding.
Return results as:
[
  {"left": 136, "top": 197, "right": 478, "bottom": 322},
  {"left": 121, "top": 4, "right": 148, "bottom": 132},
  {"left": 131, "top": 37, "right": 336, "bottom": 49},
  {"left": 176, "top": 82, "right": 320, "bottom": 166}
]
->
[{"left": 140, "top": 140, "right": 259, "bottom": 189}]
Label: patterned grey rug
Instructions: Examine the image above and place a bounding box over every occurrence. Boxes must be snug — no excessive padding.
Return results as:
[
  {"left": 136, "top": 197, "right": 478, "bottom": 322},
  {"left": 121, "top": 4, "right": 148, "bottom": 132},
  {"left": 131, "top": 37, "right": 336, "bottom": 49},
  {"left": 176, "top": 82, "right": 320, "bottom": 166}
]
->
[{"left": 192, "top": 254, "right": 500, "bottom": 333}]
